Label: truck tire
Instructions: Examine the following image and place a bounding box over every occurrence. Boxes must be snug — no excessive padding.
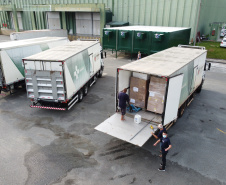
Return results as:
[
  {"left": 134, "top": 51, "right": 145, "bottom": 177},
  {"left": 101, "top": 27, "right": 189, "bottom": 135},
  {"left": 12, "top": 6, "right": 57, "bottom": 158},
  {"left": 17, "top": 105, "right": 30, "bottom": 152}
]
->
[
  {"left": 196, "top": 80, "right": 204, "bottom": 93},
  {"left": 178, "top": 103, "right": 186, "bottom": 118},
  {"left": 83, "top": 84, "right": 88, "bottom": 96},
  {"left": 21, "top": 83, "right": 26, "bottom": 89},
  {"left": 78, "top": 90, "right": 84, "bottom": 102},
  {"left": 14, "top": 83, "right": 19, "bottom": 90},
  {"left": 98, "top": 68, "right": 103, "bottom": 78},
  {"left": 94, "top": 75, "right": 97, "bottom": 83},
  {"left": 196, "top": 84, "right": 202, "bottom": 93}
]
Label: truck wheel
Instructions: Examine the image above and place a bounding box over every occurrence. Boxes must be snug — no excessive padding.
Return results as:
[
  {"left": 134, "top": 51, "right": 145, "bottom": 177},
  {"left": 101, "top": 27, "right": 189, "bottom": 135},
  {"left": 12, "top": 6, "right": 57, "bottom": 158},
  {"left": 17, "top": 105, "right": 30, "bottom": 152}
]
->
[
  {"left": 14, "top": 83, "right": 19, "bottom": 90},
  {"left": 178, "top": 103, "right": 186, "bottom": 118},
  {"left": 98, "top": 68, "right": 103, "bottom": 78},
  {"left": 83, "top": 84, "right": 88, "bottom": 96},
  {"left": 21, "top": 83, "right": 26, "bottom": 89},
  {"left": 196, "top": 80, "right": 204, "bottom": 93},
  {"left": 196, "top": 84, "right": 202, "bottom": 93},
  {"left": 78, "top": 90, "right": 84, "bottom": 102},
  {"left": 94, "top": 75, "right": 97, "bottom": 83}
]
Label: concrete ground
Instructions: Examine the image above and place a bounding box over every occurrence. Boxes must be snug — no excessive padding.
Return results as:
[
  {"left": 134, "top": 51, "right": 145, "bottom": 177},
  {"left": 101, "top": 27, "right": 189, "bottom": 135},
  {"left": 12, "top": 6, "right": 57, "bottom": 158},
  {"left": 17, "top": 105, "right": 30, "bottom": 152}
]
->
[
  {"left": 206, "top": 58, "right": 226, "bottom": 64},
  {"left": 0, "top": 39, "right": 226, "bottom": 185}
]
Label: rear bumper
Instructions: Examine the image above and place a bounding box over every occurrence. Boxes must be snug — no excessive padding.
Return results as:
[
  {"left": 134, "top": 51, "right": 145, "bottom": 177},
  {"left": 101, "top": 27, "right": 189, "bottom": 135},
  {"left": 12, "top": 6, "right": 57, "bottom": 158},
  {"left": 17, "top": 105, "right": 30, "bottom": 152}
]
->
[{"left": 30, "top": 105, "right": 66, "bottom": 111}]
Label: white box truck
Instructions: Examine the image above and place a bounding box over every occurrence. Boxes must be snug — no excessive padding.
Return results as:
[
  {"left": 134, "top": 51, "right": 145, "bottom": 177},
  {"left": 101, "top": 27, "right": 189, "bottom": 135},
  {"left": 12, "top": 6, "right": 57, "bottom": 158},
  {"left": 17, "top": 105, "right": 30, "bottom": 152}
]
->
[
  {"left": 95, "top": 46, "right": 207, "bottom": 147},
  {"left": 23, "top": 41, "right": 104, "bottom": 111},
  {"left": 0, "top": 37, "right": 68, "bottom": 93}
]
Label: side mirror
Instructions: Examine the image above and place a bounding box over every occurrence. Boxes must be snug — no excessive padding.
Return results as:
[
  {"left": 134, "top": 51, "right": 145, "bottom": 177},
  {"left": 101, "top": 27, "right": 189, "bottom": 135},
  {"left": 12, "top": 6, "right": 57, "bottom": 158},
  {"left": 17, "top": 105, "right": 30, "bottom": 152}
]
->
[
  {"left": 208, "top": 63, "right": 211, "bottom": 70},
  {"left": 204, "top": 62, "right": 211, "bottom": 71},
  {"left": 204, "top": 63, "right": 207, "bottom": 71}
]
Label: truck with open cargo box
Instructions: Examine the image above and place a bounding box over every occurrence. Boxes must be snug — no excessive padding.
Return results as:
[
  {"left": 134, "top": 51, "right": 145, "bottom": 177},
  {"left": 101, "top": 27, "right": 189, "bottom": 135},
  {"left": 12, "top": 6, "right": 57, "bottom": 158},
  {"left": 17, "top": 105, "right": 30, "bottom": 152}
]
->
[
  {"left": 0, "top": 37, "right": 68, "bottom": 93},
  {"left": 95, "top": 45, "right": 207, "bottom": 147},
  {"left": 23, "top": 41, "right": 104, "bottom": 111}
]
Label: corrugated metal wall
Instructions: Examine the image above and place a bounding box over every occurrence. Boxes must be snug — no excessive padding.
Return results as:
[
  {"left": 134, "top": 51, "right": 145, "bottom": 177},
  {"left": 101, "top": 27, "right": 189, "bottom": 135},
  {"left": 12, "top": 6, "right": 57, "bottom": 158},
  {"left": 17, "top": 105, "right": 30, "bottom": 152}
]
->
[
  {"left": 0, "top": 0, "right": 111, "bottom": 32},
  {"left": 112, "top": 0, "right": 201, "bottom": 42},
  {"left": 0, "top": 0, "right": 111, "bottom": 8},
  {"left": 1, "top": 0, "right": 226, "bottom": 41},
  {"left": 198, "top": 0, "right": 226, "bottom": 36}
]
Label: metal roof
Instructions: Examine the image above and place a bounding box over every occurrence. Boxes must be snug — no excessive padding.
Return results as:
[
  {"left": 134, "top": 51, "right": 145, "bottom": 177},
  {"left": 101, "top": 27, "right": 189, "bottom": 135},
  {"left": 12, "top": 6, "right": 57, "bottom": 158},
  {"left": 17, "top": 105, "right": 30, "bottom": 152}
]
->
[
  {"left": 0, "top": 37, "right": 68, "bottom": 50},
  {"left": 24, "top": 41, "right": 99, "bottom": 61},
  {"left": 120, "top": 47, "right": 207, "bottom": 77},
  {"left": 105, "top": 26, "right": 190, "bottom": 32}
]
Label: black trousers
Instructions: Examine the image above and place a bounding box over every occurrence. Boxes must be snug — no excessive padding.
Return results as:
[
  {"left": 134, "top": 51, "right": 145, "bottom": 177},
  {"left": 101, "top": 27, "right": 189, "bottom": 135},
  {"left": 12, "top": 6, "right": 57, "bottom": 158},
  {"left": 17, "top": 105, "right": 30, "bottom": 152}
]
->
[{"left": 162, "top": 152, "right": 167, "bottom": 169}]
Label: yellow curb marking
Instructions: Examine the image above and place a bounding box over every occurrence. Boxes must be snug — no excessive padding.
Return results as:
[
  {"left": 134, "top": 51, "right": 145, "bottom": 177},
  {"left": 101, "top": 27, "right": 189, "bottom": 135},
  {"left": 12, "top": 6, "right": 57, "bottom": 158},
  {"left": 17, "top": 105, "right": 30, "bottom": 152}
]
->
[{"left": 217, "top": 128, "right": 226, "bottom": 134}]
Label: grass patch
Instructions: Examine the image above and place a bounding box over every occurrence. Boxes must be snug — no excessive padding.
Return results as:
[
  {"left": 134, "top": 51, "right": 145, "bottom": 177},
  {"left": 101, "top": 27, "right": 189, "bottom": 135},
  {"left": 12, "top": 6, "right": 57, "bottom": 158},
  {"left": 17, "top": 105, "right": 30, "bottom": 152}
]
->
[{"left": 196, "top": 41, "right": 226, "bottom": 60}]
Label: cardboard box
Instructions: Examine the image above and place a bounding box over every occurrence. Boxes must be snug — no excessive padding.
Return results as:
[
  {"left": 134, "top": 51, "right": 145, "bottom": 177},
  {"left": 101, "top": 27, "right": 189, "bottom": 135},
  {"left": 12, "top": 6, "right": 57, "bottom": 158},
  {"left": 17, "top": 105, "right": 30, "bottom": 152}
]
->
[
  {"left": 129, "top": 77, "right": 149, "bottom": 109},
  {"left": 147, "top": 76, "right": 167, "bottom": 114},
  {"left": 133, "top": 72, "right": 150, "bottom": 80}
]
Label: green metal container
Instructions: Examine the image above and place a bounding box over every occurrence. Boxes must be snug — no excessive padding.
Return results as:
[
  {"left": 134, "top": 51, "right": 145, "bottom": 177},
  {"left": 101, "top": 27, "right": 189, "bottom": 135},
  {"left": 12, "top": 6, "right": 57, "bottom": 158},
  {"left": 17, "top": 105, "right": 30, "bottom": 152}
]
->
[
  {"left": 102, "top": 26, "right": 191, "bottom": 56},
  {"left": 103, "top": 29, "right": 117, "bottom": 50},
  {"left": 133, "top": 31, "right": 150, "bottom": 54},
  {"left": 117, "top": 30, "right": 133, "bottom": 52},
  {"left": 149, "top": 32, "right": 167, "bottom": 54},
  {"left": 106, "top": 21, "right": 129, "bottom": 28}
]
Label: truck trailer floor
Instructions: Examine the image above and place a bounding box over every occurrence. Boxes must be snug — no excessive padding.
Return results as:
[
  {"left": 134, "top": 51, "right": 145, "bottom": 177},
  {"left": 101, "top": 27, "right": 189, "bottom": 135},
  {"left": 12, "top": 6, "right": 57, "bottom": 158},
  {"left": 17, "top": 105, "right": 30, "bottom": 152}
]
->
[{"left": 0, "top": 51, "right": 225, "bottom": 185}]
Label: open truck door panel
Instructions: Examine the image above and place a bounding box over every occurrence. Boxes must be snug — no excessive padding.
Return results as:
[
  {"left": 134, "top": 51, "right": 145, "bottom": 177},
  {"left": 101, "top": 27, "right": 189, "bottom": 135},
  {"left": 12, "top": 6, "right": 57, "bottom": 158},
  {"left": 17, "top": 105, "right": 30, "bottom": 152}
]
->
[
  {"left": 163, "top": 74, "right": 183, "bottom": 125},
  {"left": 95, "top": 113, "right": 158, "bottom": 147},
  {"left": 95, "top": 46, "right": 207, "bottom": 147}
]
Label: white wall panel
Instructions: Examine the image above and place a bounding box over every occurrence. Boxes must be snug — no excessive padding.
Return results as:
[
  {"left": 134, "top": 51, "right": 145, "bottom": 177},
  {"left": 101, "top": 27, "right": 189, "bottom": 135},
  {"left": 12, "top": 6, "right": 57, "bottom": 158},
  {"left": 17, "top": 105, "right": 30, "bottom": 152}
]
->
[
  {"left": 47, "top": 12, "right": 61, "bottom": 29},
  {"left": 75, "top": 12, "right": 92, "bottom": 35}
]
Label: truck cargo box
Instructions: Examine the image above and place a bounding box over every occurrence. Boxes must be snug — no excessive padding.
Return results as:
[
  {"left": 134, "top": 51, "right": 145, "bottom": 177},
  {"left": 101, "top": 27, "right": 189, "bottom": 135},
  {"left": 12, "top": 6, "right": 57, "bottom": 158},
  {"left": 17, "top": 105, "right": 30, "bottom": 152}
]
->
[
  {"left": 96, "top": 46, "right": 207, "bottom": 147},
  {"left": 0, "top": 37, "right": 68, "bottom": 93},
  {"left": 23, "top": 41, "right": 104, "bottom": 110}
]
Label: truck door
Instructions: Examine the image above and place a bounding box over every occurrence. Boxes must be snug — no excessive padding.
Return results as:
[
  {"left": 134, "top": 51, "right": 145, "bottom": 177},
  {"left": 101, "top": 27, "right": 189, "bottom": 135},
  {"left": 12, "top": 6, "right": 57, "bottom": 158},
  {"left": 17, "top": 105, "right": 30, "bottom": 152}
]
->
[
  {"left": 24, "top": 60, "right": 65, "bottom": 101},
  {"left": 0, "top": 66, "right": 3, "bottom": 87},
  {"left": 163, "top": 74, "right": 184, "bottom": 125},
  {"left": 89, "top": 53, "right": 94, "bottom": 76},
  {"left": 95, "top": 113, "right": 158, "bottom": 147},
  {"left": 192, "top": 66, "right": 198, "bottom": 92}
]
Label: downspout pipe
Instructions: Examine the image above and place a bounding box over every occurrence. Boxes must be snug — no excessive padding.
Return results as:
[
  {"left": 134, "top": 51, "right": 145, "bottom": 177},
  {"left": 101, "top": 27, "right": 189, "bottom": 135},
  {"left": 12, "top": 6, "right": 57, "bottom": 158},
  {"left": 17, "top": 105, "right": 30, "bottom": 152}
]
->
[{"left": 194, "top": 0, "right": 202, "bottom": 46}]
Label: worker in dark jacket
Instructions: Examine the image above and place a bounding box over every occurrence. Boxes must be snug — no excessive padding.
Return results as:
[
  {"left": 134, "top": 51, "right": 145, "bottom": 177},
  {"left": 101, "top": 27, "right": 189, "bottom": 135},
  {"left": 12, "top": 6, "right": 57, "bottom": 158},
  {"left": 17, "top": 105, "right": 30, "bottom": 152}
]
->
[
  {"left": 152, "top": 124, "right": 166, "bottom": 157},
  {"left": 153, "top": 131, "right": 172, "bottom": 171},
  {"left": 118, "top": 88, "right": 130, "bottom": 121}
]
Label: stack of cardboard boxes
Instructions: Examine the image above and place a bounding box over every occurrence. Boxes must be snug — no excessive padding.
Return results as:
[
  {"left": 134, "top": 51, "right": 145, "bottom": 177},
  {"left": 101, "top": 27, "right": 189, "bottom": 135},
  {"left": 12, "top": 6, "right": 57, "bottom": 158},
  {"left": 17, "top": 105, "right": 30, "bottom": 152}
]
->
[
  {"left": 129, "top": 73, "right": 166, "bottom": 114},
  {"left": 147, "top": 76, "right": 167, "bottom": 114},
  {"left": 129, "top": 72, "right": 149, "bottom": 109}
]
